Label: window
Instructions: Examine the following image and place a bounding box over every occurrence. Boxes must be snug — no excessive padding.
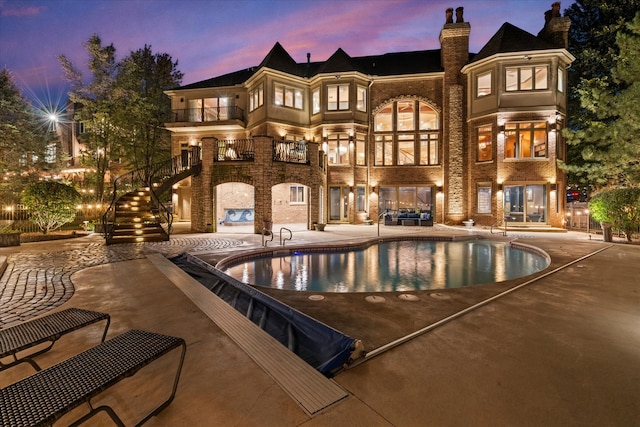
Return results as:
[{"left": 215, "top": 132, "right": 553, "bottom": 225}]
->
[
  {"left": 557, "top": 67, "right": 564, "bottom": 92},
  {"left": 356, "top": 133, "right": 366, "bottom": 166},
  {"left": 188, "top": 97, "right": 229, "bottom": 121},
  {"left": 397, "top": 134, "right": 415, "bottom": 165},
  {"left": 397, "top": 101, "right": 415, "bottom": 131},
  {"left": 504, "top": 122, "right": 547, "bottom": 159},
  {"left": 290, "top": 185, "right": 305, "bottom": 204},
  {"left": 249, "top": 85, "right": 263, "bottom": 112},
  {"left": 357, "top": 85, "right": 366, "bottom": 112},
  {"left": 379, "top": 186, "right": 432, "bottom": 213},
  {"left": 327, "top": 133, "right": 350, "bottom": 165},
  {"left": 374, "top": 100, "right": 439, "bottom": 165},
  {"left": 356, "top": 186, "right": 366, "bottom": 212},
  {"left": 312, "top": 88, "right": 320, "bottom": 114},
  {"left": 375, "top": 135, "right": 393, "bottom": 165},
  {"left": 477, "top": 125, "right": 492, "bottom": 161},
  {"left": 506, "top": 66, "right": 548, "bottom": 91},
  {"left": 477, "top": 71, "right": 492, "bottom": 97},
  {"left": 328, "top": 84, "right": 349, "bottom": 110},
  {"left": 477, "top": 183, "right": 492, "bottom": 214},
  {"left": 274, "top": 84, "right": 303, "bottom": 109}
]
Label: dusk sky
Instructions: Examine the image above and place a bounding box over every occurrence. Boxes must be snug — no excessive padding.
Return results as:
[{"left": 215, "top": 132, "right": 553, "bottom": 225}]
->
[{"left": 1, "top": 0, "right": 574, "bottom": 109}]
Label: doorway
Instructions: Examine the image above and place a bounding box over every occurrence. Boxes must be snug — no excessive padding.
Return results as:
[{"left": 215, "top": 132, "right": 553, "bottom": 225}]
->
[
  {"left": 329, "top": 186, "right": 349, "bottom": 222},
  {"left": 504, "top": 184, "right": 546, "bottom": 223}
]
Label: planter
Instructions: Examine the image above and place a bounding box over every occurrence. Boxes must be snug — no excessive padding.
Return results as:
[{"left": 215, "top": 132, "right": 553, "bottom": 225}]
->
[
  {"left": 364, "top": 219, "right": 373, "bottom": 226},
  {"left": 0, "top": 232, "right": 21, "bottom": 247},
  {"left": 463, "top": 220, "right": 475, "bottom": 228},
  {"left": 314, "top": 223, "right": 326, "bottom": 231}
]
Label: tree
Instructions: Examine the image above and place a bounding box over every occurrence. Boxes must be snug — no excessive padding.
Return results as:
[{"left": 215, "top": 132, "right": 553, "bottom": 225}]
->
[
  {"left": 114, "top": 45, "right": 183, "bottom": 176},
  {"left": 589, "top": 188, "right": 640, "bottom": 242},
  {"left": 560, "top": 12, "right": 640, "bottom": 187},
  {"left": 59, "top": 35, "right": 120, "bottom": 202},
  {"left": 22, "top": 181, "right": 81, "bottom": 234},
  {"left": 0, "top": 68, "right": 60, "bottom": 203},
  {"left": 562, "top": 1, "right": 640, "bottom": 187}
]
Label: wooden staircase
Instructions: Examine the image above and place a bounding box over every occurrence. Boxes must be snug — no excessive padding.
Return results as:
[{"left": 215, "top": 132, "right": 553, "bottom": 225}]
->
[{"left": 108, "top": 188, "right": 169, "bottom": 244}]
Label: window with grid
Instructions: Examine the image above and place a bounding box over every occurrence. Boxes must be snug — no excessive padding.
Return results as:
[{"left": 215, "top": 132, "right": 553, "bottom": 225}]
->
[
  {"left": 504, "top": 122, "right": 547, "bottom": 159},
  {"left": 327, "top": 133, "right": 350, "bottom": 165},
  {"left": 327, "top": 84, "right": 349, "bottom": 110},
  {"left": 505, "top": 66, "right": 548, "bottom": 91},
  {"left": 274, "top": 84, "right": 303, "bottom": 109},
  {"left": 249, "top": 85, "right": 263, "bottom": 112},
  {"left": 477, "top": 125, "right": 492, "bottom": 161},
  {"left": 374, "top": 100, "right": 439, "bottom": 165},
  {"left": 290, "top": 185, "right": 305, "bottom": 204}
]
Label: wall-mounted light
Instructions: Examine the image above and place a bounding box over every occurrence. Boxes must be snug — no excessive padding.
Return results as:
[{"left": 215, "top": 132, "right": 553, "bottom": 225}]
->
[
  {"left": 349, "top": 134, "right": 354, "bottom": 147},
  {"left": 437, "top": 186, "right": 443, "bottom": 193},
  {"left": 497, "top": 183, "right": 503, "bottom": 191},
  {"left": 548, "top": 123, "right": 557, "bottom": 132},
  {"left": 322, "top": 136, "right": 328, "bottom": 152},
  {"left": 498, "top": 125, "right": 505, "bottom": 134},
  {"left": 349, "top": 186, "right": 354, "bottom": 193},
  {"left": 371, "top": 186, "right": 376, "bottom": 193},
  {"left": 550, "top": 183, "right": 558, "bottom": 192}
]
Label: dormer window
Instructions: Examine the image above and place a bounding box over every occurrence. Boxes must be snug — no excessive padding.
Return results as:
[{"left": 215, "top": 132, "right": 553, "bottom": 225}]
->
[{"left": 506, "top": 66, "right": 548, "bottom": 91}]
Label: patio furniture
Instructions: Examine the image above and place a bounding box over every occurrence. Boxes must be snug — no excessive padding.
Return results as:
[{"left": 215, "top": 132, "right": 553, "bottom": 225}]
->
[
  {"left": 0, "top": 329, "right": 186, "bottom": 427},
  {"left": 0, "top": 308, "right": 110, "bottom": 373}
]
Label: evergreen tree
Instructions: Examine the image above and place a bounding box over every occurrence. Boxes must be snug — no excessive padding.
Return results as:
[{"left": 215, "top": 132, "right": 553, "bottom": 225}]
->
[
  {"left": 561, "top": 13, "right": 640, "bottom": 187},
  {"left": 562, "top": 0, "right": 640, "bottom": 186}
]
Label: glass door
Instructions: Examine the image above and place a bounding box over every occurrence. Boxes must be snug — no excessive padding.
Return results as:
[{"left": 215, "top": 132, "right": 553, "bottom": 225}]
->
[
  {"left": 329, "top": 186, "right": 349, "bottom": 222},
  {"left": 504, "top": 184, "right": 546, "bottom": 223}
]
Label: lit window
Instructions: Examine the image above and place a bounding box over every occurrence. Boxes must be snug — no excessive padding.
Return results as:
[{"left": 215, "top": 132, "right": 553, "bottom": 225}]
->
[
  {"left": 557, "top": 67, "right": 564, "bottom": 92},
  {"left": 397, "top": 134, "right": 415, "bottom": 165},
  {"left": 356, "top": 133, "right": 366, "bottom": 166},
  {"left": 312, "top": 88, "right": 320, "bottom": 114},
  {"left": 506, "top": 66, "right": 548, "bottom": 91},
  {"left": 477, "top": 71, "right": 492, "bottom": 97},
  {"left": 274, "top": 84, "right": 303, "bottom": 110},
  {"left": 249, "top": 85, "right": 263, "bottom": 112},
  {"left": 504, "top": 122, "right": 547, "bottom": 159},
  {"left": 357, "top": 85, "right": 367, "bottom": 112},
  {"left": 328, "top": 84, "right": 349, "bottom": 110},
  {"left": 327, "top": 133, "right": 350, "bottom": 165},
  {"left": 374, "top": 100, "right": 439, "bottom": 166},
  {"left": 477, "top": 125, "right": 492, "bottom": 161}
]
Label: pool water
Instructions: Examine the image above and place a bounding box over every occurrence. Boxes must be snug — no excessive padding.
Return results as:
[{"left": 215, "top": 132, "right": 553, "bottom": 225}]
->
[{"left": 223, "top": 240, "right": 548, "bottom": 292}]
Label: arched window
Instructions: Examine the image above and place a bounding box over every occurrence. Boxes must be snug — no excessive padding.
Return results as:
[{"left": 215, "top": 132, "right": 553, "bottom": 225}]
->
[{"left": 373, "top": 100, "right": 439, "bottom": 166}]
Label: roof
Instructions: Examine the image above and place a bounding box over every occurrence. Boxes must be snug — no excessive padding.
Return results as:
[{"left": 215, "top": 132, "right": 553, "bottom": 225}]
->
[{"left": 471, "top": 22, "right": 556, "bottom": 63}]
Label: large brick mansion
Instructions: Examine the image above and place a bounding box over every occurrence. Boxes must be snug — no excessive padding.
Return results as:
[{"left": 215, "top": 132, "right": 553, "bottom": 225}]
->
[{"left": 164, "top": 4, "right": 573, "bottom": 233}]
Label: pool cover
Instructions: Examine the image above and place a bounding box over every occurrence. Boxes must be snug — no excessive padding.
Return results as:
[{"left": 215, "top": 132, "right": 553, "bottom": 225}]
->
[{"left": 170, "top": 253, "right": 361, "bottom": 376}]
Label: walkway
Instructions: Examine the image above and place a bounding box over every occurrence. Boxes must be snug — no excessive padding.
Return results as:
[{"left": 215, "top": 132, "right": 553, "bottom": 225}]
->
[{"left": 1, "top": 224, "right": 639, "bottom": 426}]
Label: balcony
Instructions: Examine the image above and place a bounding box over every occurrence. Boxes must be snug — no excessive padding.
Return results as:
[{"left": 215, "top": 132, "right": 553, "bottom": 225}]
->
[
  {"left": 273, "top": 140, "right": 310, "bottom": 164},
  {"left": 166, "top": 106, "right": 245, "bottom": 132}
]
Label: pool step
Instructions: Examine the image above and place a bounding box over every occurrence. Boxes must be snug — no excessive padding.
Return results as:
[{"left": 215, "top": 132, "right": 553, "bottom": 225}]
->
[{"left": 147, "top": 253, "right": 350, "bottom": 416}]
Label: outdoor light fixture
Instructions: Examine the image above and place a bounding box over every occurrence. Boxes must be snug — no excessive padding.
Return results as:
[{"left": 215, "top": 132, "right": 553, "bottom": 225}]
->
[
  {"left": 349, "top": 135, "right": 354, "bottom": 147},
  {"left": 497, "top": 183, "right": 503, "bottom": 191},
  {"left": 550, "top": 183, "right": 558, "bottom": 191},
  {"left": 371, "top": 186, "right": 376, "bottom": 193},
  {"left": 548, "top": 123, "right": 557, "bottom": 132},
  {"left": 437, "top": 186, "right": 443, "bottom": 193},
  {"left": 349, "top": 186, "right": 354, "bottom": 193},
  {"left": 498, "top": 125, "right": 505, "bottom": 134}
]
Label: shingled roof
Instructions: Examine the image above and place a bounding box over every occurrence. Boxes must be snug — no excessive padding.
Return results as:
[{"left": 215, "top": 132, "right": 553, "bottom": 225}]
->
[{"left": 471, "top": 22, "right": 556, "bottom": 63}]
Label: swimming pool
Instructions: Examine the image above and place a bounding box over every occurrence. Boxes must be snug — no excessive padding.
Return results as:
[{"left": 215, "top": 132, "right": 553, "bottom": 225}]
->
[{"left": 222, "top": 239, "right": 549, "bottom": 292}]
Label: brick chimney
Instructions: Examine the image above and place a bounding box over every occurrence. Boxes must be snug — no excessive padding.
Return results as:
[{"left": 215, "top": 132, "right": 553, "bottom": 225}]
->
[{"left": 538, "top": 2, "right": 571, "bottom": 48}]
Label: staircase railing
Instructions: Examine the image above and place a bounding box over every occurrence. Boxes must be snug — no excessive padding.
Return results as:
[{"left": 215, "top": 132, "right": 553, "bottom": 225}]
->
[{"left": 102, "top": 146, "right": 202, "bottom": 242}]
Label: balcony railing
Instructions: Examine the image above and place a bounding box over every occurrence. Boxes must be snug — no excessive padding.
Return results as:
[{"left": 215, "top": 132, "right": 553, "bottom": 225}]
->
[
  {"left": 273, "top": 139, "right": 310, "bottom": 164},
  {"left": 216, "top": 139, "right": 254, "bottom": 161},
  {"left": 171, "top": 106, "right": 244, "bottom": 123}
]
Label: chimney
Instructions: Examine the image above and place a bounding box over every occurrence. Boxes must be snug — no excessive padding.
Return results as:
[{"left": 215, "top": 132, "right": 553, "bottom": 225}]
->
[
  {"left": 440, "top": 6, "right": 470, "bottom": 84},
  {"left": 307, "top": 52, "right": 310, "bottom": 64},
  {"left": 538, "top": 2, "right": 571, "bottom": 48}
]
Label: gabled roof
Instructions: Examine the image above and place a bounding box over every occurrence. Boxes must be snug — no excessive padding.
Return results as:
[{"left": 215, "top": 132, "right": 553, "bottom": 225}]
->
[
  {"left": 355, "top": 50, "right": 445, "bottom": 75},
  {"left": 471, "top": 22, "right": 556, "bottom": 63}
]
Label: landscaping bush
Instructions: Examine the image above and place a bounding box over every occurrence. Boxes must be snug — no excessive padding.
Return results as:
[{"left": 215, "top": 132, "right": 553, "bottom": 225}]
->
[
  {"left": 589, "top": 188, "right": 640, "bottom": 242},
  {"left": 21, "top": 181, "right": 81, "bottom": 235}
]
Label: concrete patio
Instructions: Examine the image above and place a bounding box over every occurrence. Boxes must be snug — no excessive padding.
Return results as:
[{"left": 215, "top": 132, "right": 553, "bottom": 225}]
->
[{"left": 1, "top": 224, "right": 639, "bottom": 426}]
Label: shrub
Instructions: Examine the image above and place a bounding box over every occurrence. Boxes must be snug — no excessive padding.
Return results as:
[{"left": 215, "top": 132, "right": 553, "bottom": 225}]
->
[
  {"left": 21, "top": 181, "right": 81, "bottom": 235},
  {"left": 589, "top": 188, "right": 640, "bottom": 242}
]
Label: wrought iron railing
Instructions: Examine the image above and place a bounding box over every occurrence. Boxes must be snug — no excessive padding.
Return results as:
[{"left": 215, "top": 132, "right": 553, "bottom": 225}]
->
[
  {"left": 273, "top": 139, "right": 310, "bottom": 164},
  {"left": 215, "top": 139, "right": 254, "bottom": 161},
  {"left": 102, "top": 146, "right": 202, "bottom": 242},
  {"left": 170, "top": 106, "right": 244, "bottom": 123}
]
